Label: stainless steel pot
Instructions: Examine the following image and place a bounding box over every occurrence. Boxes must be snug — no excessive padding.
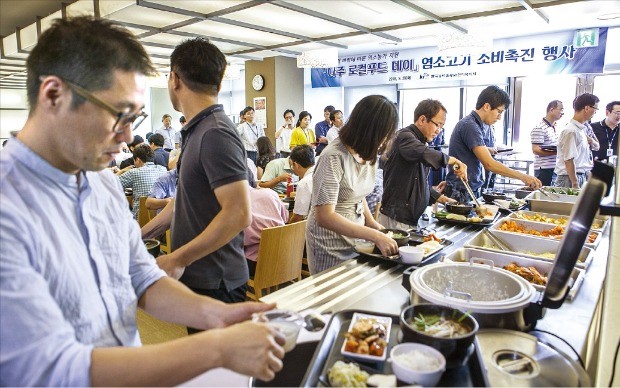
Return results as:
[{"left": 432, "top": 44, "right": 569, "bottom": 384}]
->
[{"left": 409, "top": 261, "right": 539, "bottom": 331}]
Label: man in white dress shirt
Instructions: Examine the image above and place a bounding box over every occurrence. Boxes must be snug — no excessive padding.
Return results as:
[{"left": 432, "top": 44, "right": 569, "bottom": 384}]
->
[
  {"left": 325, "top": 110, "right": 344, "bottom": 144},
  {"left": 155, "top": 113, "right": 177, "bottom": 151}
]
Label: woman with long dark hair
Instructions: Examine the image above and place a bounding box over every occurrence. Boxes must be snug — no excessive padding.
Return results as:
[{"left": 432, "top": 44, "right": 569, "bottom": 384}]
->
[
  {"left": 306, "top": 95, "right": 400, "bottom": 274},
  {"left": 255, "top": 136, "right": 276, "bottom": 180}
]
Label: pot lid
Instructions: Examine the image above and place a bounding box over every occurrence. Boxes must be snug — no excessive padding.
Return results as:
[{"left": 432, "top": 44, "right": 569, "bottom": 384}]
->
[
  {"left": 476, "top": 329, "right": 590, "bottom": 386},
  {"left": 543, "top": 164, "right": 611, "bottom": 307}
]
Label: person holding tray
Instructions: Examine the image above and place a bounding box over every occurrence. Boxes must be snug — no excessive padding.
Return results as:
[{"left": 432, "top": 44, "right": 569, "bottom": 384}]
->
[
  {"left": 379, "top": 99, "right": 467, "bottom": 231},
  {"left": 306, "top": 95, "right": 399, "bottom": 274}
]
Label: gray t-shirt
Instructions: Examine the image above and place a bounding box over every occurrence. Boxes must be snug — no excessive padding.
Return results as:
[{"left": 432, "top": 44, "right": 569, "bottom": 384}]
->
[{"left": 172, "top": 105, "right": 249, "bottom": 291}]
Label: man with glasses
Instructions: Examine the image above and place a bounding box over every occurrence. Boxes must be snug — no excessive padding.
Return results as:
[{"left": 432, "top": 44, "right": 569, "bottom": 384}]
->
[
  {"left": 379, "top": 99, "right": 467, "bottom": 230},
  {"left": 531, "top": 100, "right": 564, "bottom": 186},
  {"left": 445, "top": 86, "right": 542, "bottom": 203},
  {"left": 275, "top": 109, "right": 295, "bottom": 158},
  {"left": 590, "top": 101, "right": 620, "bottom": 162},
  {"left": 1, "top": 17, "right": 284, "bottom": 386},
  {"left": 554, "top": 93, "right": 601, "bottom": 188}
]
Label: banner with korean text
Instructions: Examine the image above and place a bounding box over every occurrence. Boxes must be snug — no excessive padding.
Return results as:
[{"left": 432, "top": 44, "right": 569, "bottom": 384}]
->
[{"left": 311, "top": 28, "right": 608, "bottom": 88}]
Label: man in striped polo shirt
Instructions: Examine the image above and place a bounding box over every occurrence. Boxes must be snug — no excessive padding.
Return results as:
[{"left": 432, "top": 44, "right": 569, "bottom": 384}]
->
[{"left": 531, "top": 100, "right": 564, "bottom": 186}]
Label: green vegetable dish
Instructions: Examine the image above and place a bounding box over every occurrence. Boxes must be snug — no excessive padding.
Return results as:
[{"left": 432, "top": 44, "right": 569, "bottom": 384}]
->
[
  {"left": 547, "top": 187, "right": 579, "bottom": 196},
  {"left": 409, "top": 312, "right": 472, "bottom": 338}
]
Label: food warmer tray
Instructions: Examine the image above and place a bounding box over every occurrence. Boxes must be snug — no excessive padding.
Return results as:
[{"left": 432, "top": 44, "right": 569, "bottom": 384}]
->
[
  {"left": 524, "top": 190, "right": 579, "bottom": 215},
  {"left": 508, "top": 209, "right": 609, "bottom": 232},
  {"left": 354, "top": 236, "right": 453, "bottom": 266},
  {"left": 443, "top": 247, "right": 584, "bottom": 300},
  {"left": 300, "top": 310, "right": 489, "bottom": 387},
  {"left": 433, "top": 210, "right": 501, "bottom": 226},
  {"left": 464, "top": 230, "right": 594, "bottom": 270},
  {"left": 490, "top": 218, "right": 601, "bottom": 249}
]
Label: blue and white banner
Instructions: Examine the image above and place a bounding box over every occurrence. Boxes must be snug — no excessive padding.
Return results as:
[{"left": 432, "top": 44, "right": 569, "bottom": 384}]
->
[{"left": 311, "top": 28, "right": 608, "bottom": 88}]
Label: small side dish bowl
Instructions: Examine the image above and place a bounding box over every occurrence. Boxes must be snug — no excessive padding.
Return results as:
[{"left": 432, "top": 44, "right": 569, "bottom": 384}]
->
[
  {"left": 354, "top": 239, "right": 376, "bottom": 254},
  {"left": 445, "top": 203, "right": 474, "bottom": 216},
  {"left": 399, "top": 246, "right": 425, "bottom": 264},
  {"left": 390, "top": 343, "right": 446, "bottom": 386},
  {"left": 381, "top": 229, "right": 411, "bottom": 246},
  {"left": 143, "top": 239, "right": 160, "bottom": 257}
]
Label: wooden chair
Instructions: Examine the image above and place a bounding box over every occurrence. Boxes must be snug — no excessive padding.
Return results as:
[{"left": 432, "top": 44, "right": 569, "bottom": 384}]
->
[
  {"left": 247, "top": 220, "right": 307, "bottom": 300},
  {"left": 137, "top": 196, "right": 156, "bottom": 227}
]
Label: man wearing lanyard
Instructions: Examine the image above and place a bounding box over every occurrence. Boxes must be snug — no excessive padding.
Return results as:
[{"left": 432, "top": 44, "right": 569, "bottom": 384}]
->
[
  {"left": 531, "top": 100, "right": 563, "bottom": 186},
  {"left": 554, "top": 93, "right": 600, "bottom": 188},
  {"left": 238, "top": 106, "right": 264, "bottom": 164},
  {"left": 315, "top": 105, "right": 335, "bottom": 155},
  {"left": 155, "top": 114, "right": 177, "bottom": 151},
  {"left": 590, "top": 101, "right": 620, "bottom": 162}
]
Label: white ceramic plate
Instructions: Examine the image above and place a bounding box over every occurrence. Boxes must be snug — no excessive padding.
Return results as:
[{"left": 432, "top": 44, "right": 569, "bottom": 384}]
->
[{"left": 341, "top": 313, "right": 392, "bottom": 363}]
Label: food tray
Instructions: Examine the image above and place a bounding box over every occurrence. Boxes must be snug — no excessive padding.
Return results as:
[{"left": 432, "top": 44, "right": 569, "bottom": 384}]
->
[
  {"left": 354, "top": 237, "right": 453, "bottom": 265},
  {"left": 443, "top": 247, "right": 584, "bottom": 300},
  {"left": 464, "top": 230, "right": 593, "bottom": 270},
  {"left": 508, "top": 210, "right": 609, "bottom": 232},
  {"left": 524, "top": 190, "right": 578, "bottom": 215},
  {"left": 434, "top": 209, "right": 501, "bottom": 226},
  {"left": 491, "top": 218, "right": 601, "bottom": 249},
  {"left": 300, "top": 310, "right": 490, "bottom": 387}
]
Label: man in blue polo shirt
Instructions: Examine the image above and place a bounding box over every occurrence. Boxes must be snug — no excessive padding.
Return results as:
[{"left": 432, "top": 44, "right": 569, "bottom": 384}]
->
[{"left": 445, "top": 86, "right": 541, "bottom": 202}]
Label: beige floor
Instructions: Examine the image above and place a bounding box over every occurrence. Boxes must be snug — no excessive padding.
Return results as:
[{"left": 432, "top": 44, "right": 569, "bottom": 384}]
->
[{"left": 137, "top": 309, "right": 188, "bottom": 345}]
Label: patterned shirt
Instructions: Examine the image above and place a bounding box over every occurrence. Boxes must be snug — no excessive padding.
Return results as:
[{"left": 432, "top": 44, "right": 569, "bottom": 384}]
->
[
  {"left": 148, "top": 168, "right": 178, "bottom": 200},
  {"left": 0, "top": 138, "right": 165, "bottom": 386},
  {"left": 531, "top": 118, "right": 558, "bottom": 169},
  {"left": 365, "top": 168, "right": 384, "bottom": 215},
  {"left": 119, "top": 162, "right": 167, "bottom": 218}
]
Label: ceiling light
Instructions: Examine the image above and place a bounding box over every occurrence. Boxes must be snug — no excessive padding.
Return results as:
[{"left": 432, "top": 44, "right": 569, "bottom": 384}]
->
[
  {"left": 436, "top": 32, "right": 492, "bottom": 55},
  {"left": 296, "top": 48, "right": 339, "bottom": 68}
]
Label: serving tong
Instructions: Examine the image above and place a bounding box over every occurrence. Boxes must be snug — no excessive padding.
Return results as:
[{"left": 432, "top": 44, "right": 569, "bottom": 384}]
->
[
  {"left": 453, "top": 164, "right": 483, "bottom": 209},
  {"left": 481, "top": 228, "right": 512, "bottom": 251},
  {"left": 538, "top": 187, "right": 560, "bottom": 200}
]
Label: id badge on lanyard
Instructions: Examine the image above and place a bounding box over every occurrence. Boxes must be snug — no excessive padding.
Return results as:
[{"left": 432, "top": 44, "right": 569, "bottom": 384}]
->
[{"left": 607, "top": 148, "right": 614, "bottom": 157}]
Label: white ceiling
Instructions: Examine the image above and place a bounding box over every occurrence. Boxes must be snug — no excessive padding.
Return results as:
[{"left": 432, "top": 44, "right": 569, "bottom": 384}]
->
[{"left": 1, "top": 0, "right": 619, "bottom": 89}]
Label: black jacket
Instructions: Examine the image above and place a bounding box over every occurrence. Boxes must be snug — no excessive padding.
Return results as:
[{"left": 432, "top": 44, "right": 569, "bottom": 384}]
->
[{"left": 380, "top": 124, "right": 449, "bottom": 226}]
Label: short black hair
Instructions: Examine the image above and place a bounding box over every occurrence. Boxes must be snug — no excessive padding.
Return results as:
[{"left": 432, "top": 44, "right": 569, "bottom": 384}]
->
[
  {"left": 475, "top": 85, "right": 511, "bottom": 110},
  {"left": 296, "top": 111, "right": 312, "bottom": 127},
  {"left": 128, "top": 135, "right": 144, "bottom": 149},
  {"left": 414, "top": 99, "right": 447, "bottom": 122},
  {"left": 180, "top": 115, "right": 186, "bottom": 124},
  {"left": 133, "top": 143, "right": 154, "bottom": 163},
  {"left": 283, "top": 109, "right": 295, "bottom": 118},
  {"left": 149, "top": 133, "right": 165, "bottom": 147},
  {"left": 573, "top": 93, "right": 599, "bottom": 111},
  {"left": 546, "top": 100, "right": 562, "bottom": 113},
  {"left": 242, "top": 106, "right": 254, "bottom": 116},
  {"left": 324, "top": 105, "right": 336, "bottom": 113},
  {"left": 170, "top": 37, "right": 226, "bottom": 95},
  {"left": 27, "top": 16, "right": 155, "bottom": 111},
  {"left": 290, "top": 145, "right": 315, "bottom": 168},
  {"left": 330, "top": 110, "right": 343, "bottom": 122},
  {"left": 162, "top": 114, "right": 172, "bottom": 121},
  {"left": 606, "top": 101, "right": 620, "bottom": 113},
  {"left": 339, "top": 95, "right": 398, "bottom": 164}
]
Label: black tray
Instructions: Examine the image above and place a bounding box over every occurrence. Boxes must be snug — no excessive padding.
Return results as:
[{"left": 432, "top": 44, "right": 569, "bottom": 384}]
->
[
  {"left": 354, "top": 237, "right": 452, "bottom": 265},
  {"left": 434, "top": 210, "right": 500, "bottom": 226},
  {"left": 300, "top": 310, "right": 489, "bottom": 387}
]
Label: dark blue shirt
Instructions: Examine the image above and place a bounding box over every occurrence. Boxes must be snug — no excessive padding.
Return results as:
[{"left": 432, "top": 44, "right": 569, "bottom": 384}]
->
[
  {"left": 446, "top": 111, "right": 487, "bottom": 192},
  {"left": 315, "top": 120, "right": 331, "bottom": 154},
  {"left": 153, "top": 147, "right": 170, "bottom": 169}
]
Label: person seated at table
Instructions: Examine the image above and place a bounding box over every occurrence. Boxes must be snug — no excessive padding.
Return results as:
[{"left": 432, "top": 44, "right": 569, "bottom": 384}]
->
[
  {"left": 306, "top": 95, "right": 399, "bottom": 274},
  {"left": 148, "top": 133, "right": 170, "bottom": 169},
  {"left": 258, "top": 156, "right": 294, "bottom": 194},
  {"left": 256, "top": 136, "right": 277, "bottom": 180},
  {"left": 119, "top": 134, "right": 144, "bottom": 170},
  {"left": 289, "top": 111, "right": 315, "bottom": 150},
  {"left": 244, "top": 178, "right": 289, "bottom": 277},
  {"left": 146, "top": 168, "right": 177, "bottom": 212},
  {"left": 288, "top": 145, "right": 315, "bottom": 224},
  {"left": 118, "top": 144, "right": 167, "bottom": 219}
]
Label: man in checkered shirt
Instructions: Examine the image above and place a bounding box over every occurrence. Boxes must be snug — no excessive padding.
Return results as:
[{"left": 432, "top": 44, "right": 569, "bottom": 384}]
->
[{"left": 119, "top": 143, "right": 167, "bottom": 219}]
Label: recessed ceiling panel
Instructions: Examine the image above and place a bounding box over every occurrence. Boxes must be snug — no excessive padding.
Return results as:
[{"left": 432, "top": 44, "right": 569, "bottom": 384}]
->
[
  {"left": 140, "top": 33, "right": 190, "bottom": 46},
  {"left": 178, "top": 20, "right": 296, "bottom": 46},
  {"left": 411, "top": 1, "right": 520, "bottom": 18},
  {"left": 222, "top": 4, "right": 357, "bottom": 38},
  {"left": 143, "top": 45, "right": 174, "bottom": 57},
  {"left": 147, "top": 0, "right": 251, "bottom": 15},
  {"left": 106, "top": 4, "right": 192, "bottom": 29},
  {"left": 275, "top": 1, "right": 428, "bottom": 28}
]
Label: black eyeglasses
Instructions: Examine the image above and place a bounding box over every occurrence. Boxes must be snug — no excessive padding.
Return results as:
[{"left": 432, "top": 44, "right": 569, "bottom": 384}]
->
[
  {"left": 45, "top": 76, "right": 148, "bottom": 133},
  {"left": 429, "top": 119, "right": 444, "bottom": 130}
]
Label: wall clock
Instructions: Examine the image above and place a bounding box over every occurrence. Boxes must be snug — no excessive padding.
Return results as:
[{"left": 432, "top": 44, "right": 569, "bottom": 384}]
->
[{"left": 252, "top": 74, "right": 264, "bottom": 91}]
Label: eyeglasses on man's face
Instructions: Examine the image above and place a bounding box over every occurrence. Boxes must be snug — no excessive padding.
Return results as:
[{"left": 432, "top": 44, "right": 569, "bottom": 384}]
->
[
  {"left": 45, "top": 76, "right": 148, "bottom": 133},
  {"left": 429, "top": 119, "right": 444, "bottom": 131}
]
